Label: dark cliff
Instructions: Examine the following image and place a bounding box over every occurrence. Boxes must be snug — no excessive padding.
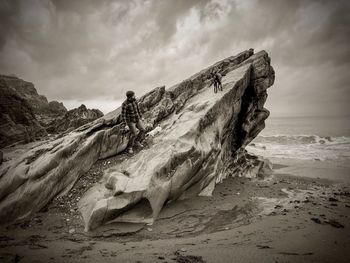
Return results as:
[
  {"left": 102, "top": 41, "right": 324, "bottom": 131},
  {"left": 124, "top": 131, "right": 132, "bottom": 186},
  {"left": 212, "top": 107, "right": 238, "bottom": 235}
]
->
[{"left": 0, "top": 75, "right": 103, "bottom": 147}]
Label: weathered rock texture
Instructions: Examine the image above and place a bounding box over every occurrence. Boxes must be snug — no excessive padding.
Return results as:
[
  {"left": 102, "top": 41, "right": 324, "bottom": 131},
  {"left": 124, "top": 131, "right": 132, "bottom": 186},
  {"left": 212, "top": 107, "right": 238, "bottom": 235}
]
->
[
  {"left": 0, "top": 49, "right": 274, "bottom": 228},
  {"left": 0, "top": 75, "right": 104, "bottom": 147}
]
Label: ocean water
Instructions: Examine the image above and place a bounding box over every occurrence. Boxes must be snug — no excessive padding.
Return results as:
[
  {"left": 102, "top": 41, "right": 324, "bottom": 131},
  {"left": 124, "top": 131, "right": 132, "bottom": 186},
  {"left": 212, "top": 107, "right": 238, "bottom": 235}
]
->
[{"left": 246, "top": 116, "right": 350, "bottom": 162}]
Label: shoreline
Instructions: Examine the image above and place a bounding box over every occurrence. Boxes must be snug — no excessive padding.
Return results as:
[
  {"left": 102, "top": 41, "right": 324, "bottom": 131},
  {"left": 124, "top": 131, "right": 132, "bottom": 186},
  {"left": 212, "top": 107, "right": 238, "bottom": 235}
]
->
[
  {"left": 271, "top": 157, "right": 350, "bottom": 184},
  {"left": 0, "top": 158, "right": 349, "bottom": 262}
]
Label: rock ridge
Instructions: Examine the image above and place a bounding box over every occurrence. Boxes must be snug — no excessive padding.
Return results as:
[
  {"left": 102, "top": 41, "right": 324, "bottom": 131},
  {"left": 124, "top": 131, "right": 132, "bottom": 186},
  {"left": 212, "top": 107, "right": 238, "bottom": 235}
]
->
[
  {"left": 46, "top": 104, "right": 104, "bottom": 134},
  {"left": 0, "top": 75, "right": 104, "bottom": 147}
]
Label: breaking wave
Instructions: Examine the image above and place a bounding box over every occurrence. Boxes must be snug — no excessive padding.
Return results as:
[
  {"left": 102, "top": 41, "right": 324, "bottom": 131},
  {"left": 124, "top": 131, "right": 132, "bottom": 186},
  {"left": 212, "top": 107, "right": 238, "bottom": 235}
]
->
[{"left": 246, "top": 134, "right": 350, "bottom": 161}]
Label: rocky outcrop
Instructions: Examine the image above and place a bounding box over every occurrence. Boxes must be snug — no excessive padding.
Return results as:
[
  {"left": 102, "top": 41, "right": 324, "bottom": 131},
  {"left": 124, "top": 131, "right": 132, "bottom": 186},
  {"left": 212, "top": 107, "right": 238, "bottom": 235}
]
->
[
  {"left": 47, "top": 104, "right": 104, "bottom": 134},
  {"left": 0, "top": 49, "right": 275, "bottom": 228},
  {"left": 0, "top": 75, "right": 66, "bottom": 147},
  {"left": 0, "top": 75, "right": 67, "bottom": 126},
  {"left": 0, "top": 77, "right": 47, "bottom": 147},
  {"left": 0, "top": 75, "right": 104, "bottom": 147}
]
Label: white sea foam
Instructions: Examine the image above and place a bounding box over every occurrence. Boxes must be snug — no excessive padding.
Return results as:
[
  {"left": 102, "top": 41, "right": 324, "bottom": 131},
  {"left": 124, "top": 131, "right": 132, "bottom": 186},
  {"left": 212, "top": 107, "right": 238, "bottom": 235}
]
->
[{"left": 246, "top": 134, "right": 350, "bottom": 161}]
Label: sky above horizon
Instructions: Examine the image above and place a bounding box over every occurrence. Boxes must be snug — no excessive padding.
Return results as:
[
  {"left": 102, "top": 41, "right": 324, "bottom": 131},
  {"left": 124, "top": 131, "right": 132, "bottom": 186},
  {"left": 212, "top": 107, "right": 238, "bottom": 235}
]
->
[{"left": 0, "top": 0, "right": 349, "bottom": 116}]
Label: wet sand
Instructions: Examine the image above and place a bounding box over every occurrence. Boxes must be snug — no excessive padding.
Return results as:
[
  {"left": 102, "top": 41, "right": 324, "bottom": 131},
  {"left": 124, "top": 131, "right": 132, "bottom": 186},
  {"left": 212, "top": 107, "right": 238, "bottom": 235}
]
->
[{"left": 0, "top": 158, "right": 350, "bottom": 263}]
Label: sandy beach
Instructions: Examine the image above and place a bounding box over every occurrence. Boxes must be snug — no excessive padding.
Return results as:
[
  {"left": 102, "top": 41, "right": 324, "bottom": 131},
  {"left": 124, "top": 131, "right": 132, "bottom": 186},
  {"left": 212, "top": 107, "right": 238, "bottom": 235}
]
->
[
  {"left": 1, "top": 0, "right": 349, "bottom": 262},
  {"left": 0, "top": 154, "right": 349, "bottom": 263}
]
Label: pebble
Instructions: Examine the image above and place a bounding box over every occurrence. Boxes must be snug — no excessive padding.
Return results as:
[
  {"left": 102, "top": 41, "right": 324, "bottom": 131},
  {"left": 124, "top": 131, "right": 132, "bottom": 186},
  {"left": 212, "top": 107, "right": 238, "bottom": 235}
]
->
[{"left": 69, "top": 228, "right": 75, "bottom": 234}]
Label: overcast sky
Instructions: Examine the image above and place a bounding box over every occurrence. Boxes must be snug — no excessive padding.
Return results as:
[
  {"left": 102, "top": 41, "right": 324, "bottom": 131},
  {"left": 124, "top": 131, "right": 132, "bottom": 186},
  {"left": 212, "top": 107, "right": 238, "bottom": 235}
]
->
[{"left": 0, "top": 0, "right": 349, "bottom": 117}]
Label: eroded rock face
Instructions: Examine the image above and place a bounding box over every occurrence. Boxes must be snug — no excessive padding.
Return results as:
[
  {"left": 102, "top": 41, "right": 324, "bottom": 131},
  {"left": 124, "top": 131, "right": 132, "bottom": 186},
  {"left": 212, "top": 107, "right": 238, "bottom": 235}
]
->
[
  {"left": 0, "top": 75, "right": 68, "bottom": 126},
  {"left": 0, "top": 75, "right": 67, "bottom": 147},
  {"left": 47, "top": 104, "right": 104, "bottom": 134},
  {"left": 0, "top": 49, "right": 275, "bottom": 228},
  {"left": 0, "top": 75, "right": 104, "bottom": 147},
  {"left": 0, "top": 77, "right": 47, "bottom": 147}
]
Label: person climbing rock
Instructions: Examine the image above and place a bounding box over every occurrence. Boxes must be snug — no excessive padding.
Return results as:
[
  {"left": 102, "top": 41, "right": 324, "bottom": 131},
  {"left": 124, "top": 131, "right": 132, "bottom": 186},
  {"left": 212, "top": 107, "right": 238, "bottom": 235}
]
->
[
  {"left": 121, "top": 91, "right": 145, "bottom": 154},
  {"left": 210, "top": 71, "right": 223, "bottom": 93},
  {"left": 214, "top": 71, "right": 223, "bottom": 92},
  {"left": 209, "top": 72, "right": 218, "bottom": 93}
]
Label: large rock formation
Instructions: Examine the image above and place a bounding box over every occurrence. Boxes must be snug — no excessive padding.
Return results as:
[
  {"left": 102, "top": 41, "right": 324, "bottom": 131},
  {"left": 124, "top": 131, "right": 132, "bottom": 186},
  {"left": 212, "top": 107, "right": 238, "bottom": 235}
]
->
[
  {"left": 0, "top": 75, "right": 104, "bottom": 147},
  {"left": 0, "top": 49, "right": 275, "bottom": 229},
  {"left": 47, "top": 104, "right": 104, "bottom": 134},
  {"left": 0, "top": 76, "right": 48, "bottom": 147},
  {"left": 0, "top": 75, "right": 67, "bottom": 125},
  {"left": 0, "top": 75, "right": 66, "bottom": 147}
]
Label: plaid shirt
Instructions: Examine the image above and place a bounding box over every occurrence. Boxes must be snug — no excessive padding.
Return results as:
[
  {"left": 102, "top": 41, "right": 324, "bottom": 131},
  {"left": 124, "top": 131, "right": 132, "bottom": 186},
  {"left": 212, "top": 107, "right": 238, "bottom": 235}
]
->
[{"left": 121, "top": 99, "right": 142, "bottom": 124}]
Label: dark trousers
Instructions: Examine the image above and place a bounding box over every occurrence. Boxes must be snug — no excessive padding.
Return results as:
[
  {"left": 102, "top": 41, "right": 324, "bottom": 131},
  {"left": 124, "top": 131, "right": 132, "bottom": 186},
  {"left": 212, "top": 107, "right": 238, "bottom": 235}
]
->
[
  {"left": 213, "top": 80, "right": 223, "bottom": 93},
  {"left": 127, "top": 120, "right": 145, "bottom": 148}
]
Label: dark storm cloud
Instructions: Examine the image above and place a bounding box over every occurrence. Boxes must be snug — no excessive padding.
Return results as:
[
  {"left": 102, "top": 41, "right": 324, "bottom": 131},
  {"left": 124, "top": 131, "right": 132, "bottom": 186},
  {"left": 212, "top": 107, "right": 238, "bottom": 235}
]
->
[
  {"left": 0, "top": 0, "right": 349, "bottom": 116},
  {"left": 150, "top": 0, "right": 210, "bottom": 42},
  {"left": 198, "top": 0, "right": 350, "bottom": 117}
]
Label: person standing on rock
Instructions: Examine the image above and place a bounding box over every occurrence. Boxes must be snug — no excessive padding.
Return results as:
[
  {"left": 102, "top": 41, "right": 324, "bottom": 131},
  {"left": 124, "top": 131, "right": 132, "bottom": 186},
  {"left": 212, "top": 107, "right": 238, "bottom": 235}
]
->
[
  {"left": 210, "top": 71, "right": 223, "bottom": 93},
  {"left": 121, "top": 91, "right": 145, "bottom": 154},
  {"left": 214, "top": 71, "right": 223, "bottom": 92},
  {"left": 210, "top": 72, "right": 218, "bottom": 93}
]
